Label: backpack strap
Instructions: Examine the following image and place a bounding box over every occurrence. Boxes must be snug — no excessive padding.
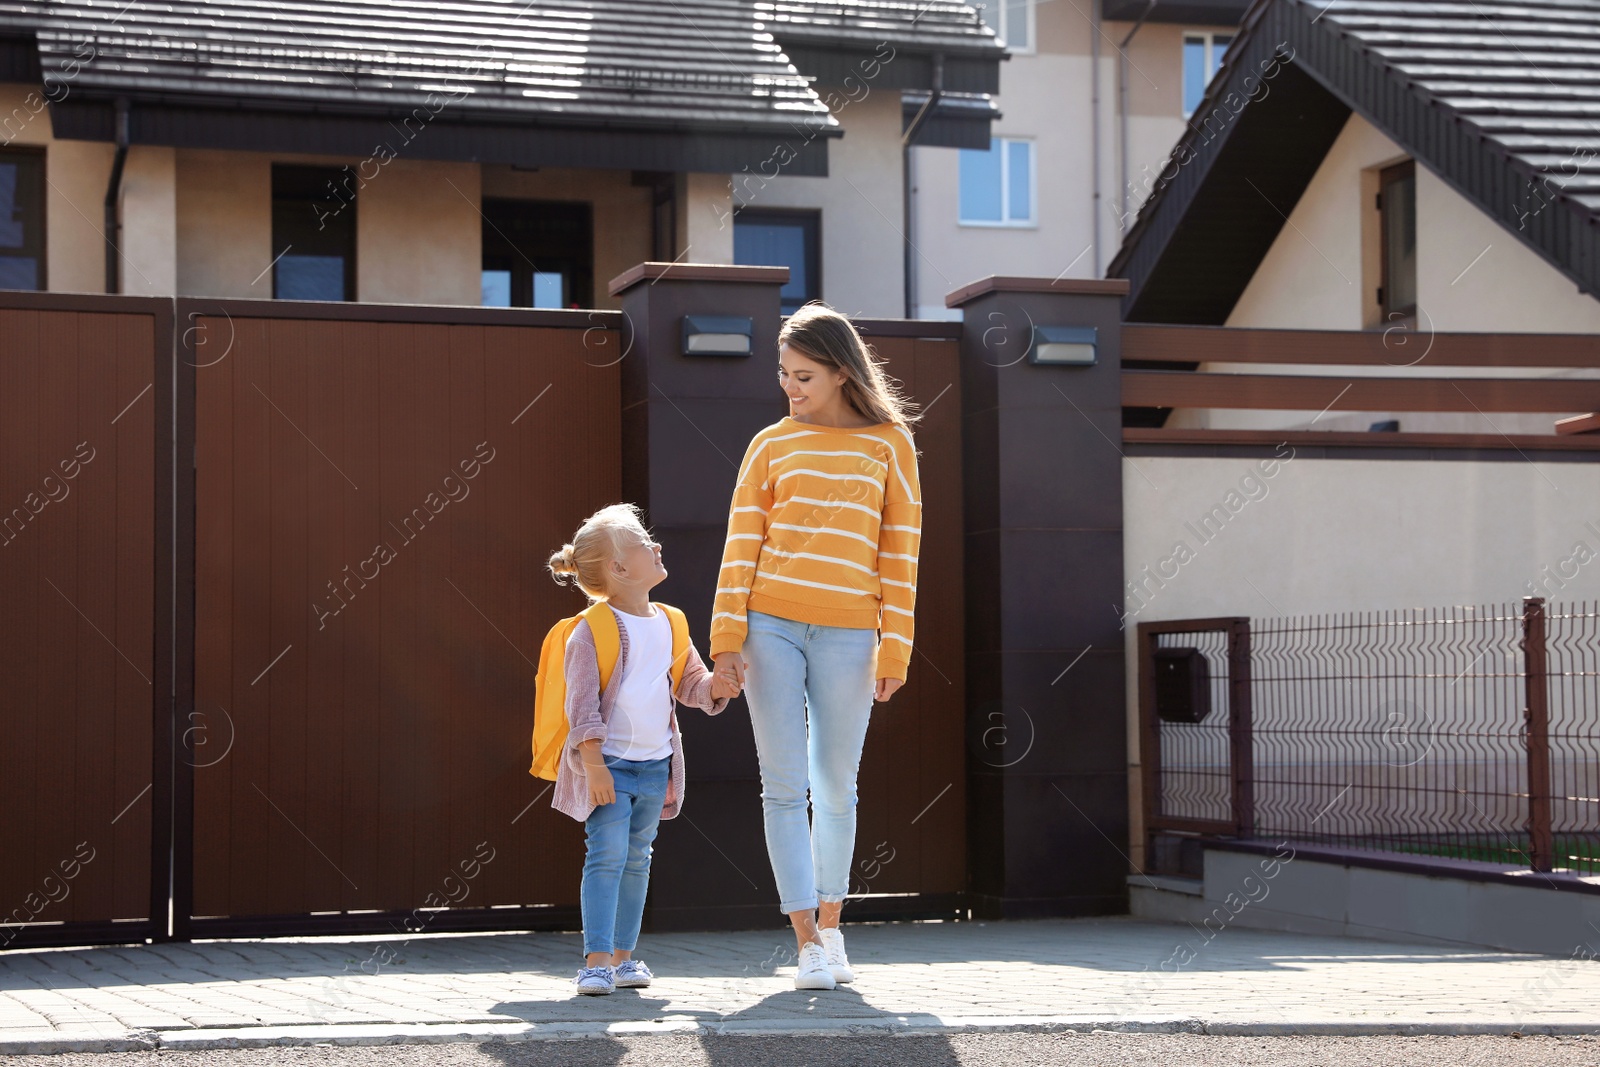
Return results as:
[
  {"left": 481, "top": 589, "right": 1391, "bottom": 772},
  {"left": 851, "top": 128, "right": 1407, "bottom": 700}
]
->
[
  {"left": 583, "top": 601, "right": 622, "bottom": 694},
  {"left": 657, "top": 603, "right": 692, "bottom": 694}
]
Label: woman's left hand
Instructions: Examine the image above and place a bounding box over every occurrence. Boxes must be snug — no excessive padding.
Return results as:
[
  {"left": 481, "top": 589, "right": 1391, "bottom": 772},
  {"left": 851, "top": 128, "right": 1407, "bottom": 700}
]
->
[{"left": 874, "top": 677, "right": 903, "bottom": 702}]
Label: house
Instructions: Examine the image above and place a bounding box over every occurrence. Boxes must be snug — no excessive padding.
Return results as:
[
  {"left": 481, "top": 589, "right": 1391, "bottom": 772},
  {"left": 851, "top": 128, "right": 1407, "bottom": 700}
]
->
[
  {"left": 905, "top": 0, "right": 1250, "bottom": 319},
  {"left": 1107, "top": 0, "right": 1600, "bottom": 434},
  {"left": 0, "top": 0, "right": 1003, "bottom": 314}
]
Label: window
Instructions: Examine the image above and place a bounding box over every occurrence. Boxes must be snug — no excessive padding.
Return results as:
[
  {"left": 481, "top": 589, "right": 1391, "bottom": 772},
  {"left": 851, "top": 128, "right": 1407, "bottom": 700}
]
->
[
  {"left": 480, "top": 199, "right": 593, "bottom": 309},
  {"left": 733, "top": 209, "right": 820, "bottom": 314},
  {"left": 271, "top": 164, "right": 356, "bottom": 301},
  {"left": 959, "top": 137, "right": 1035, "bottom": 226},
  {"left": 0, "top": 148, "right": 44, "bottom": 290},
  {"left": 1378, "top": 160, "right": 1417, "bottom": 320},
  {"left": 1183, "top": 33, "right": 1234, "bottom": 116},
  {"left": 975, "top": 0, "right": 1033, "bottom": 52}
]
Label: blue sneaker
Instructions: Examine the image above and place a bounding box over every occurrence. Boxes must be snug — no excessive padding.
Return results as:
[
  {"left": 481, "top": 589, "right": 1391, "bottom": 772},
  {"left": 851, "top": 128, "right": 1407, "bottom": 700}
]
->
[
  {"left": 613, "top": 959, "right": 653, "bottom": 988},
  {"left": 574, "top": 965, "right": 615, "bottom": 995}
]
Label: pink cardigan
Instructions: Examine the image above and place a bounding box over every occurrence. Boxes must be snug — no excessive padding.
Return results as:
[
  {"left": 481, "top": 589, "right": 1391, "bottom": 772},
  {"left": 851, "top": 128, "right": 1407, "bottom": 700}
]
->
[{"left": 551, "top": 604, "right": 729, "bottom": 823}]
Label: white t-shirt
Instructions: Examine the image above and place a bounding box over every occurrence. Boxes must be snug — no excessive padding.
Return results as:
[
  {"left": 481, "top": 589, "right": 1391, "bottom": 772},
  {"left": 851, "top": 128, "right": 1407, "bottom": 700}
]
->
[{"left": 600, "top": 604, "right": 675, "bottom": 761}]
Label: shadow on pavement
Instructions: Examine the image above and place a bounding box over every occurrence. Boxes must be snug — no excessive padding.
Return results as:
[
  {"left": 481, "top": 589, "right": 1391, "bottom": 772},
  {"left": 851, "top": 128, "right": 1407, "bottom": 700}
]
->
[
  {"left": 478, "top": 1037, "right": 626, "bottom": 1067},
  {"left": 482, "top": 987, "right": 961, "bottom": 1066},
  {"left": 489, "top": 983, "right": 956, "bottom": 1029}
]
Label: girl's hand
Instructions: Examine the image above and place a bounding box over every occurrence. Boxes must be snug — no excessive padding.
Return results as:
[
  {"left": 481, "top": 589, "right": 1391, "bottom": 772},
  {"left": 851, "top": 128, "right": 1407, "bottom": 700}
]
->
[
  {"left": 585, "top": 761, "right": 615, "bottom": 807},
  {"left": 874, "top": 677, "right": 903, "bottom": 702},
  {"left": 712, "top": 652, "right": 746, "bottom": 698}
]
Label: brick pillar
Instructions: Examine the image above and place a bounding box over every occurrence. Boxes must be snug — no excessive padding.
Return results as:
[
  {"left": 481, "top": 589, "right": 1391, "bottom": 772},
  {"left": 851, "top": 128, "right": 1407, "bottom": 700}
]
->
[
  {"left": 607, "top": 261, "right": 789, "bottom": 930},
  {"left": 947, "top": 276, "right": 1131, "bottom": 919}
]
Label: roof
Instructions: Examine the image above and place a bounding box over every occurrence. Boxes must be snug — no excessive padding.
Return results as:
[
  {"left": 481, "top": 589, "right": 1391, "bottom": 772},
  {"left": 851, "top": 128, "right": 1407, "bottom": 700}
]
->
[
  {"left": 1101, "top": 0, "right": 1252, "bottom": 24},
  {"left": 0, "top": 0, "right": 1003, "bottom": 172},
  {"left": 764, "top": 0, "right": 1002, "bottom": 55},
  {"left": 1107, "top": 0, "right": 1600, "bottom": 323},
  {"left": 902, "top": 89, "right": 1000, "bottom": 149}
]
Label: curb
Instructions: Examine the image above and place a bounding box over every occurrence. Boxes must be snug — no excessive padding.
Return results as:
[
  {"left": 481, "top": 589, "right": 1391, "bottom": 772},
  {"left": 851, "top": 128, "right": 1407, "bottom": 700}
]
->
[{"left": 3, "top": 1016, "right": 1599, "bottom": 1053}]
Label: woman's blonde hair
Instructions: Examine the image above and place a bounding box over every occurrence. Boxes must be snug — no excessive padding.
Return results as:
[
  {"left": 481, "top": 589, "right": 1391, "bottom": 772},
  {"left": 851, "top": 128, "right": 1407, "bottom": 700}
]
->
[
  {"left": 547, "top": 502, "right": 650, "bottom": 603},
  {"left": 779, "top": 302, "right": 922, "bottom": 428}
]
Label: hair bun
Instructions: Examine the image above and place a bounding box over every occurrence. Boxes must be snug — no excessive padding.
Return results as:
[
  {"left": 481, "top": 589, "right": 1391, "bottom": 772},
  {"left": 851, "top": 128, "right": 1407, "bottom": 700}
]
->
[{"left": 548, "top": 543, "right": 578, "bottom": 579}]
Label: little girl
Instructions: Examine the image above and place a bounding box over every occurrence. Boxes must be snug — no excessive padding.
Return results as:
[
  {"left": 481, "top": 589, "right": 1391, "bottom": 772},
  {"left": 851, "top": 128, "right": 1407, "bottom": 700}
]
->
[{"left": 546, "top": 503, "right": 738, "bottom": 995}]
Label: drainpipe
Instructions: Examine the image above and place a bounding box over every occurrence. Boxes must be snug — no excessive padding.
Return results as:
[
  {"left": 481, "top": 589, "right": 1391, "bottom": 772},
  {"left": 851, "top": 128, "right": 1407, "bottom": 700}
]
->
[
  {"left": 902, "top": 52, "right": 944, "bottom": 320},
  {"left": 1118, "top": 0, "right": 1157, "bottom": 235},
  {"left": 1091, "top": 0, "right": 1102, "bottom": 275},
  {"left": 104, "top": 97, "right": 130, "bottom": 294}
]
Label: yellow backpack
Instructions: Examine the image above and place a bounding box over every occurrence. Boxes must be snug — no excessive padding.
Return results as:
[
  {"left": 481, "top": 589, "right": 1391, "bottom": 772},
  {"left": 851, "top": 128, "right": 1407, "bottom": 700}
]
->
[{"left": 529, "top": 601, "right": 692, "bottom": 781}]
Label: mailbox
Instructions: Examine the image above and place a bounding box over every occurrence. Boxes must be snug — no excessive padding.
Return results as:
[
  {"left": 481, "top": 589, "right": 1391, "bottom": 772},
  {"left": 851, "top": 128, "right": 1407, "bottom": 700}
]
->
[{"left": 1153, "top": 646, "right": 1211, "bottom": 724}]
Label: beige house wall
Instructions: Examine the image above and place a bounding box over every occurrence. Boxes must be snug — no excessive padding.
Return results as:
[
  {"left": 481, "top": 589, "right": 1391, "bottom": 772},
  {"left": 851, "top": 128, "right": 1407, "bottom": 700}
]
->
[
  {"left": 178, "top": 150, "right": 485, "bottom": 306},
  {"left": 732, "top": 88, "right": 904, "bottom": 318},
  {"left": 1120, "top": 452, "right": 1600, "bottom": 868},
  {"left": 1170, "top": 112, "right": 1600, "bottom": 434},
  {"left": 678, "top": 172, "right": 735, "bottom": 272},
  {"left": 119, "top": 146, "right": 178, "bottom": 296},
  {"left": 0, "top": 82, "right": 115, "bottom": 295},
  {"left": 908, "top": 14, "right": 1227, "bottom": 318},
  {"left": 175, "top": 149, "right": 271, "bottom": 298},
  {"left": 356, "top": 158, "right": 481, "bottom": 306},
  {"left": 1228, "top": 114, "right": 1600, "bottom": 335},
  {"left": 3, "top": 79, "right": 661, "bottom": 308}
]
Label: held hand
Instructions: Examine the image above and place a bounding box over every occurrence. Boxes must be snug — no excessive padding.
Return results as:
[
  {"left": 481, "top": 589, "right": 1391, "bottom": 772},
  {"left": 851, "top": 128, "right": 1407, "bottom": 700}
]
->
[
  {"left": 585, "top": 761, "right": 615, "bottom": 807},
  {"left": 874, "top": 676, "right": 904, "bottom": 702},
  {"left": 712, "top": 652, "right": 746, "bottom": 698}
]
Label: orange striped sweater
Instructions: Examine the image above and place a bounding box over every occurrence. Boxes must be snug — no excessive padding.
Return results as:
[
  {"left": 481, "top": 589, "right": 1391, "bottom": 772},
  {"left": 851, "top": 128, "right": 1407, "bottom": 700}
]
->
[{"left": 710, "top": 416, "right": 922, "bottom": 682}]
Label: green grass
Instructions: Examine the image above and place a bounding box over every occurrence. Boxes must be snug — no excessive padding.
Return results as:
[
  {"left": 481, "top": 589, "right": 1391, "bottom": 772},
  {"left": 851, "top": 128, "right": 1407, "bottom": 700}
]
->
[{"left": 1385, "top": 836, "right": 1600, "bottom": 872}]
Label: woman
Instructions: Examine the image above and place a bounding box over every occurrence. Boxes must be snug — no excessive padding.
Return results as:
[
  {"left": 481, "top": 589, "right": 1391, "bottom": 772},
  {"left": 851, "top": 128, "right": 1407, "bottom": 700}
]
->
[{"left": 708, "top": 302, "right": 922, "bottom": 991}]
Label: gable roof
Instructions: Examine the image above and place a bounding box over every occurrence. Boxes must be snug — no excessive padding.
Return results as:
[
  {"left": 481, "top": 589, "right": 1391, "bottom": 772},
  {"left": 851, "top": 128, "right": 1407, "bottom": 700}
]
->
[
  {"left": 0, "top": 0, "right": 1002, "bottom": 173},
  {"left": 1107, "top": 0, "right": 1600, "bottom": 323}
]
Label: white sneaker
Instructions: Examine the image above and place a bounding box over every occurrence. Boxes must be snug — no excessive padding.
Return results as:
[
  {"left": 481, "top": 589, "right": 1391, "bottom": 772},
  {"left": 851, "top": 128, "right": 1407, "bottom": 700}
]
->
[
  {"left": 818, "top": 927, "right": 854, "bottom": 984},
  {"left": 793, "top": 941, "right": 837, "bottom": 990}
]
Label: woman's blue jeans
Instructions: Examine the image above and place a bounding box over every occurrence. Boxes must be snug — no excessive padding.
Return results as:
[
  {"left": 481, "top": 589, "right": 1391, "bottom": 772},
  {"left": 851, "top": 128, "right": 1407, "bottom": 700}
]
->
[
  {"left": 742, "top": 608, "right": 877, "bottom": 914},
  {"left": 580, "top": 754, "right": 670, "bottom": 956}
]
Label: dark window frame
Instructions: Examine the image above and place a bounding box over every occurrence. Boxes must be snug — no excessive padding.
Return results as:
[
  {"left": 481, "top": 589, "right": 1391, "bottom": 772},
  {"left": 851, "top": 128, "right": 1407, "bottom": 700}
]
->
[
  {"left": 0, "top": 145, "right": 47, "bottom": 291},
  {"left": 1378, "top": 159, "right": 1417, "bottom": 322},
  {"left": 271, "top": 163, "right": 357, "bottom": 302},
  {"left": 479, "top": 197, "right": 594, "bottom": 310},
  {"left": 732, "top": 207, "right": 822, "bottom": 314}
]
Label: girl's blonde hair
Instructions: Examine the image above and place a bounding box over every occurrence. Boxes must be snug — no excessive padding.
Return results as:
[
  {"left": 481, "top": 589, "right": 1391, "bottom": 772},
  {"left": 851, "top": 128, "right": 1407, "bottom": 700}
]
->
[
  {"left": 547, "top": 502, "right": 649, "bottom": 603},
  {"left": 779, "top": 302, "right": 922, "bottom": 428}
]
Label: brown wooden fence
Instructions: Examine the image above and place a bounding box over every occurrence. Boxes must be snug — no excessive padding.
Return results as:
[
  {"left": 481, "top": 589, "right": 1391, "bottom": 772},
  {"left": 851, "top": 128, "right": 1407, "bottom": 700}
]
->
[
  {"left": 0, "top": 292, "right": 971, "bottom": 947},
  {"left": 0, "top": 294, "right": 171, "bottom": 949},
  {"left": 179, "top": 300, "right": 624, "bottom": 937},
  {"left": 847, "top": 326, "right": 966, "bottom": 909},
  {"left": 1122, "top": 324, "right": 1600, "bottom": 451}
]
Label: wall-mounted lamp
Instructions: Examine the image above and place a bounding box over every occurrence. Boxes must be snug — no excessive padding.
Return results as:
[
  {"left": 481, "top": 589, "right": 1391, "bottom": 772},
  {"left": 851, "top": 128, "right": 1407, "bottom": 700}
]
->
[
  {"left": 1027, "top": 325, "right": 1098, "bottom": 366},
  {"left": 681, "top": 315, "right": 754, "bottom": 357}
]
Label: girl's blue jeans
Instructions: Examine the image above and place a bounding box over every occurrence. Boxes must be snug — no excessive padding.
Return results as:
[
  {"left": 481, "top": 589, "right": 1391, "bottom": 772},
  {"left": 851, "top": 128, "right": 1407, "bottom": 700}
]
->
[
  {"left": 580, "top": 754, "right": 670, "bottom": 956},
  {"left": 742, "top": 608, "right": 877, "bottom": 914}
]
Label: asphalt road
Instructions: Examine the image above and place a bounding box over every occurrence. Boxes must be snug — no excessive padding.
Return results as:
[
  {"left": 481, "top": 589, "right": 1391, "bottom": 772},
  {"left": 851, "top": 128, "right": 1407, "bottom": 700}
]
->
[{"left": 3, "top": 1034, "right": 1599, "bottom": 1067}]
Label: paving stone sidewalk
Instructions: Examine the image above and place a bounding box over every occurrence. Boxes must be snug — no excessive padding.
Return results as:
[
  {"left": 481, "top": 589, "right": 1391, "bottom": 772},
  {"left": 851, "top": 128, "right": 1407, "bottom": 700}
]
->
[{"left": 0, "top": 918, "right": 1596, "bottom": 1054}]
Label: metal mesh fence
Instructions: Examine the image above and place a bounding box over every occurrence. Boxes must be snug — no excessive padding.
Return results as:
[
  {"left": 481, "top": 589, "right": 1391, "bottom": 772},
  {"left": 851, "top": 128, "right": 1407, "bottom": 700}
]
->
[
  {"left": 1547, "top": 602, "right": 1600, "bottom": 874},
  {"left": 1249, "top": 605, "right": 1529, "bottom": 865},
  {"left": 1142, "top": 599, "right": 1600, "bottom": 876}
]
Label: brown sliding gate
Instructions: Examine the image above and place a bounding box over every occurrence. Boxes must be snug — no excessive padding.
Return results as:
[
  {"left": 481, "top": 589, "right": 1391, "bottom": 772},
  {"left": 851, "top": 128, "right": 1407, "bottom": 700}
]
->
[
  {"left": 832, "top": 328, "right": 966, "bottom": 910},
  {"left": 179, "top": 300, "right": 624, "bottom": 937},
  {"left": 0, "top": 294, "right": 172, "bottom": 949},
  {"left": 1, "top": 291, "right": 969, "bottom": 946}
]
